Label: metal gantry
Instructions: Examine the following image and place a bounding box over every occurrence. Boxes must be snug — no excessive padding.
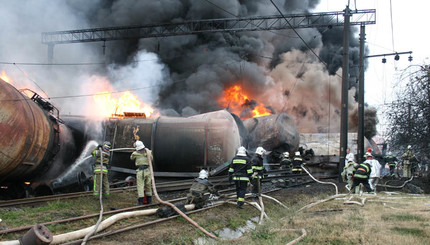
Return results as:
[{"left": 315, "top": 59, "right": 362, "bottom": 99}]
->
[{"left": 41, "top": 9, "right": 375, "bottom": 61}]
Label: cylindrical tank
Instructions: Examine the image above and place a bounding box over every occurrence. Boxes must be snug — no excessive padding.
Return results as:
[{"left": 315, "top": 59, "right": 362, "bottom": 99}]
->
[
  {"left": 106, "top": 110, "right": 241, "bottom": 175},
  {"left": 243, "top": 112, "right": 300, "bottom": 154},
  {"left": 0, "top": 79, "right": 57, "bottom": 181}
]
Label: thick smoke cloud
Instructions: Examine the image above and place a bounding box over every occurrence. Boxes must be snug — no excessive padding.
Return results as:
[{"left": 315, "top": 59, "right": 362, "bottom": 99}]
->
[{"left": 0, "top": 0, "right": 376, "bottom": 134}]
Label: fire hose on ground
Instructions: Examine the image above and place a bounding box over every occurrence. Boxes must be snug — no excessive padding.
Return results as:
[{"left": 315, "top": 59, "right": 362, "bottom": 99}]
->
[{"left": 0, "top": 147, "right": 292, "bottom": 244}]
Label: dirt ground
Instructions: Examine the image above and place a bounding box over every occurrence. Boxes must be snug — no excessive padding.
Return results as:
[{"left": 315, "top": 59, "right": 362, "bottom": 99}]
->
[{"left": 1, "top": 176, "right": 429, "bottom": 245}]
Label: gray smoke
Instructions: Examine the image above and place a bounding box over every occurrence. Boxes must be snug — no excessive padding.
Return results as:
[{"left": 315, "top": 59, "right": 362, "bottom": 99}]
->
[
  {"left": 65, "top": 0, "right": 359, "bottom": 115},
  {"left": 0, "top": 0, "right": 374, "bottom": 133}
]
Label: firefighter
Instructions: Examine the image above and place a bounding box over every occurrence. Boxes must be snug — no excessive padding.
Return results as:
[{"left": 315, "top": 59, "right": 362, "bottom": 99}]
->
[
  {"left": 384, "top": 152, "right": 398, "bottom": 177},
  {"left": 228, "top": 146, "right": 253, "bottom": 209},
  {"left": 251, "top": 146, "right": 266, "bottom": 200},
  {"left": 401, "top": 145, "right": 415, "bottom": 178},
  {"left": 186, "top": 169, "right": 219, "bottom": 209},
  {"left": 341, "top": 157, "right": 357, "bottom": 191},
  {"left": 292, "top": 151, "right": 304, "bottom": 174},
  {"left": 130, "top": 140, "right": 153, "bottom": 205},
  {"left": 91, "top": 141, "right": 111, "bottom": 197},
  {"left": 350, "top": 152, "right": 373, "bottom": 193},
  {"left": 280, "top": 152, "right": 292, "bottom": 171}
]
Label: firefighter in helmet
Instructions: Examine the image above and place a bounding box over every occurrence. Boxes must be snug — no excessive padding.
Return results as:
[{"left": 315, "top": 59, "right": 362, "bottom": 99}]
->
[
  {"left": 292, "top": 151, "right": 304, "bottom": 174},
  {"left": 401, "top": 145, "right": 416, "bottom": 178},
  {"left": 280, "top": 152, "right": 292, "bottom": 171},
  {"left": 130, "top": 140, "right": 153, "bottom": 205},
  {"left": 91, "top": 141, "right": 111, "bottom": 197},
  {"left": 186, "top": 169, "right": 219, "bottom": 209},
  {"left": 251, "top": 146, "right": 266, "bottom": 200},
  {"left": 228, "top": 146, "right": 253, "bottom": 209}
]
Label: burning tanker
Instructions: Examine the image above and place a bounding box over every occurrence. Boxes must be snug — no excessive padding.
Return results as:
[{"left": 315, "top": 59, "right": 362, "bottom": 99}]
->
[{"left": 0, "top": 78, "right": 299, "bottom": 199}]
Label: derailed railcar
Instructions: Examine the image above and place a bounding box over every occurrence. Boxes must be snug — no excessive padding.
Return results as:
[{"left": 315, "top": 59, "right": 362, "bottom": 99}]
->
[{"left": 105, "top": 110, "right": 243, "bottom": 179}]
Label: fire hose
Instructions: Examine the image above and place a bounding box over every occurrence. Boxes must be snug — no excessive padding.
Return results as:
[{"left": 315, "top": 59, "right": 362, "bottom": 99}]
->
[{"left": 144, "top": 148, "right": 219, "bottom": 239}]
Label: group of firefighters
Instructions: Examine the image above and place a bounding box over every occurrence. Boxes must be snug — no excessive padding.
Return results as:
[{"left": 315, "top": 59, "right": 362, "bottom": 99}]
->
[
  {"left": 90, "top": 140, "right": 422, "bottom": 208},
  {"left": 341, "top": 145, "right": 420, "bottom": 193}
]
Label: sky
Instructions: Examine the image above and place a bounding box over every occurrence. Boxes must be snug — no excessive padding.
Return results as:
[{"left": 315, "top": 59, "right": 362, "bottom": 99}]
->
[{"left": 316, "top": 0, "right": 430, "bottom": 136}]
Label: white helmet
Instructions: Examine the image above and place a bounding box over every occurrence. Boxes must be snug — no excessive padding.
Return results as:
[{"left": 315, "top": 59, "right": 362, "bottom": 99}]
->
[
  {"left": 237, "top": 146, "right": 247, "bottom": 156},
  {"left": 198, "top": 169, "right": 208, "bottom": 179},
  {"left": 135, "top": 140, "right": 145, "bottom": 151},
  {"left": 282, "top": 152, "right": 289, "bottom": 157},
  {"left": 388, "top": 151, "right": 392, "bottom": 155},
  {"left": 295, "top": 151, "right": 300, "bottom": 156},
  {"left": 255, "top": 147, "right": 266, "bottom": 156},
  {"left": 407, "top": 145, "right": 411, "bottom": 149}
]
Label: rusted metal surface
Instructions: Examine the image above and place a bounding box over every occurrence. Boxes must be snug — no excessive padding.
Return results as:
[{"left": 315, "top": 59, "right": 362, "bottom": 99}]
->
[
  {"left": 243, "top": 112, "right": 300, "bottom": 153},
  {"left": 0, "top": 79, "right": 55, "bottom": 181},
  {"left": 19, "top": 224, "right": 52, "bottom": 245}
]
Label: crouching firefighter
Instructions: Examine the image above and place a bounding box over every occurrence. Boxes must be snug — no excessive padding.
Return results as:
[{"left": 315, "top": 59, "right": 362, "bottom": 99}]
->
[
  {"left": 251, "top": 147, "right": 266, "bottom": 200},
  {"left": 130, "top": 140, "right": 153, "bottom": 205},
  {"left": 228, "top": 146, "right": 253, "bottom": 209},
  {"left": 186, "top": 170, "right": 219, "bottom": 209},
  {"left": 91, "top": 141, "right": 111, "bottom": 197}
]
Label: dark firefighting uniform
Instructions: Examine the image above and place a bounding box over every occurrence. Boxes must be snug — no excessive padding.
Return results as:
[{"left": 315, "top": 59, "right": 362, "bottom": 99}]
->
[
  {"left": 384, "top": 154, "right": 398, "bottom": 177},
  {"left": 350, "top": 162, "right": 372, "bottom": 193},
  {"left": 130, "top": 149, "right": 153, "bottom": 200},
  {"left": 280, "top": 156, "right": 292, "bottom": 171},
  {"left": 92, "top": 148, "right": 110, "bottom": 196},
  {"left": 228, "top": 155, "right": 253, "bottom": 207},
  {"left": 186, "top": 178, "right": 217, "bottom": 209},
  {"left": 292, "top": 155, "right": 304, "bottom": 174},
  {"left": 251, "top": 154, "right": 264, "bottom": 198}
]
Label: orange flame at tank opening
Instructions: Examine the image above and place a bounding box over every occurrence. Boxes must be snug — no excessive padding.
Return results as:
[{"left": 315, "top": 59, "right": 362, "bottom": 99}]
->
[
  {"left": 93, "top": 91, "right": 154, "bottom": 118},
  {"left": 218, "top": 84, "right": 272, "bottom": 119},
  {"left": 0, "top": 70, "right": 12, "bottom": 84}
]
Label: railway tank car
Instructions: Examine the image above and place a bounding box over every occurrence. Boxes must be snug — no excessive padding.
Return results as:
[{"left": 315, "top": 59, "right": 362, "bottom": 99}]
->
[{"left": 0, "top": 78, "right": 301, "bottom": 199}]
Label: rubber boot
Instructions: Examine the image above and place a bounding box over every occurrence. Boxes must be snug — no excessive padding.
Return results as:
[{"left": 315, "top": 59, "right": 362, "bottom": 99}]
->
[
  {"left": 142, "top": 196, "right": 148, "bottom": 205},
  {"left": 146, "top": 196, "right": 152, "bottom": 204},
  {"left": 136, "top": 197, "right": 143, "bottom": 206}
]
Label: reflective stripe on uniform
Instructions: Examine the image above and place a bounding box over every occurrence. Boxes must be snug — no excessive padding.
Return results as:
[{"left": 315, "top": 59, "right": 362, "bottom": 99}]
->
[
  {"left": 233, "top": 159, "right": 247, "bottom": 164},
  {"left": 238, "top": 197, "right": 245, "bottom": 202},
  {"left": 252, "top": 166, "right": 264, "bottom": 171},
  {"left": 94, "top": 168, "right": 108, "bottom": 173},
  {"left": 233, "top": 176, "right": 249, "bottom": 181},
  {"left": 354, "top": 174, "right": 368, "bottom": 179}
]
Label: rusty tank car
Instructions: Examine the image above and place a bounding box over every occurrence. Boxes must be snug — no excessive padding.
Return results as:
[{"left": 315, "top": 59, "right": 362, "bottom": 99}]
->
[
  {"left": 0, "top": 78, "right": 79, "bottom": 198},
  {"left": 0, "top": 78, "right": 301, "bottom": 198}
]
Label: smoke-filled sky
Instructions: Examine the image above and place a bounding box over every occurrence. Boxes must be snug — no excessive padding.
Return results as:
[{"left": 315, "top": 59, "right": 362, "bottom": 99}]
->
[{"left": 0, "top": 0, "right": 396, "bottom": 134}]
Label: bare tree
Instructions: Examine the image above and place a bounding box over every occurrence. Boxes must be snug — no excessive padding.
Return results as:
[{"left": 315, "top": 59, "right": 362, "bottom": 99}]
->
[{"left": 386, "top": 65, "right": 430, "bottom": 156}]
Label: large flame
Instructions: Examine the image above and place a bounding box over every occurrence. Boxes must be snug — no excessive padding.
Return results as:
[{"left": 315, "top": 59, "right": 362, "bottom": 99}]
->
[
  {"left": 218, "top": 84, "right": 272, "bottom": 119},
  {"left": 0, "top": 70, "right": 12, "bottom": 84},
  {"left": 93, "top": 91, "right": 154, "bottom": 118}
]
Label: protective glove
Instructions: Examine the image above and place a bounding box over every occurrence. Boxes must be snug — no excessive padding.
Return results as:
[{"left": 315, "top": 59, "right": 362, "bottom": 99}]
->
[{"left": 251, "top": 172, "right": 258, "bottom": 178}]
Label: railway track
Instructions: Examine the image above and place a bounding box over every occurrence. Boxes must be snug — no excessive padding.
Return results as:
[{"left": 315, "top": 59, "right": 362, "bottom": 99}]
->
[
  {"left": 0, "top": 173, "right": 338, "bottom": 237},
  {"left": 0, "top": 170, "right": 318, "bottom": 208}
]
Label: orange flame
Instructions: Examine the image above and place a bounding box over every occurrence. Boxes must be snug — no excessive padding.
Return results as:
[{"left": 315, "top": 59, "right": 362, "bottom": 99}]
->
[
  {"left": 0, "top": 70, "right": 12, "bottom": 84},
  {"left": 218, "top": 84, "right": 272, "bottom": 119},
  {"left": 93, "top": 91, "right": 154, "bottom": 118}
]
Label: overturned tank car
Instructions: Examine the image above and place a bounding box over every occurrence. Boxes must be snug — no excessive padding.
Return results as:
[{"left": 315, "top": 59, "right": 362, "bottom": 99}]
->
[{"left": 0, "top": 78, "right": 301, "bottom": 198}]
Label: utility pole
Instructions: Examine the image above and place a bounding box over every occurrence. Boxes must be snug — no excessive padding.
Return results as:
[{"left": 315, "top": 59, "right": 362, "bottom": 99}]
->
[
  {"left": 358, "top": 24, "right": 365, "bottom": 163},
  {"left": 339, "top": 6, "right": 351, "bottom": 180}
]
